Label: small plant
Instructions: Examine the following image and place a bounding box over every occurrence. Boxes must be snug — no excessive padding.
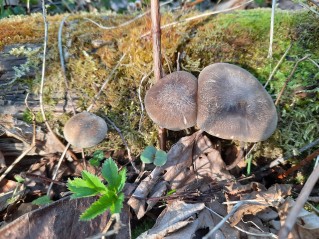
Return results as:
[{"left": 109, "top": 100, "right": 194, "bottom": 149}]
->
[
  {"left": 140, "top": 146, "right": 167, "bottom": 166},
  {"left": 88, "top": 150, "right": 105, "bottom": 166},
  {"left": 67, "top": 158, "right": 126, "bottom": 220},
  {"left": 32, "top": 195, "right": 53, "bottom": 206}
]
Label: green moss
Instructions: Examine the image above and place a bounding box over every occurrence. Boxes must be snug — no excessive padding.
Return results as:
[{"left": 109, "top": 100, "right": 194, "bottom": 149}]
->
[{"left": 1, "top": 9, "right": 318, "bottom": 160}]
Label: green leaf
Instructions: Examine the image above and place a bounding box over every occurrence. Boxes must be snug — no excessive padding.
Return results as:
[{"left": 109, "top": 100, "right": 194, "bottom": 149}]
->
[
  {"left": 81, "top": 171, "right": 107, "bottom": 191},
  {"left": 101, "top": 158, "right": 120, "bottom": 190},
  {"left": 14, "top": 175, "right": 24, "bottom": 183},
  {"left": 117, "top": 168, "right": 126, "bottom": 192},
  {"left": 110, "top": 192, "right": 124, "bottom": 214},
  {"left": 80, "top": 191, "right": 117, "bottom": 221},
  {"left": 140, "top": 146, "right": 156, "bottom": 164},
  {"left": 32, "top": 195, "right": 53, "bottom": 206},
  {"left": 89, "top": 158, "right": 100, "bottom": 167},
  {"left": 154, "top": 150, "right": 167, "bottom": 166}
]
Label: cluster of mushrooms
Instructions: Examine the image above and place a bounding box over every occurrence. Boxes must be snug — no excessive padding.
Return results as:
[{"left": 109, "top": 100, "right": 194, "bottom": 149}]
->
[
  {"left": 62, "top": 63, "right": 278, "bottom": 150},
  {"left": 144, "top": 63, "right": 278, "bottom": 143}
]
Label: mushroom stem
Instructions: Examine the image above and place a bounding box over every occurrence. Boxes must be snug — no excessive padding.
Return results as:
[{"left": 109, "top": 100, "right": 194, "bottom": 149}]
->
[{"left": 225, "top": 141, "right": 245, "bottom": 170}]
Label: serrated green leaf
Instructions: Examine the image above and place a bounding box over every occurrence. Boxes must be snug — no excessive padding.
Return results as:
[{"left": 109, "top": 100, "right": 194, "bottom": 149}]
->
[
  {"left": 68, "top": 185, "right": 100, "bottom": 199},
  {"left": 81, "top": 171, "right": 107, "bottom": 191},
  {"left": 140, "top": 146, "right": 156, "bottom": 164},
  {"left": 117, "top": 168, "right": 126, "bottom": 192},
  {"left": 154, "top": 150, "right": 167, "bottom": 166},
  {"left": 32, "top": 195, "right": 53, "bottom": 206},
  {"left": 110, "top": 192, "right": 124, "bottom": 214},
  {"left": 80, "top": 191, "right": 117, "bottom": 221},
  {"left": 101, "top": 158, "right": 120, "bottom": 190},
  {"left": 89, "top": 158, "right": 100, "bottom": 167},
  {"left": 92, "top": 150, "right": 105, "bottom": 161}
]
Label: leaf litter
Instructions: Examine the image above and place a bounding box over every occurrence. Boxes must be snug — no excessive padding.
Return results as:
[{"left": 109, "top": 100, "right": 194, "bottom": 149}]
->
[{"left": 129, "top": 131, "right": 319, "bottom": 238}]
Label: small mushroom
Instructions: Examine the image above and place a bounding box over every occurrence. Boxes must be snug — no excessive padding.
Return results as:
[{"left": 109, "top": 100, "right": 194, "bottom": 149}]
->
[
  {"left": 144, "top": 71, "right": 198, "bottom": 131},
  {"left": 63, "top": 112, "right": 108, "bottom": 148},
  {"left": 197, "top": 63, "right": 277, "bottom": 142}
]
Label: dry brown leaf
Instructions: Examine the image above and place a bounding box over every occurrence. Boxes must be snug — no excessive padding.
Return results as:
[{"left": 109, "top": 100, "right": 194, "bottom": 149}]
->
[
  {"left": 278, "top": 198, "right": 319, "bottom": 239},
  {"left": 129, "top": 132, "right": 234, "bottom": 219},
  {"left": 137, "top": 201, "right": 205, "bottom": 239},
  {"left": 0, "top": 196, "right": 109, "bottom": 239}
]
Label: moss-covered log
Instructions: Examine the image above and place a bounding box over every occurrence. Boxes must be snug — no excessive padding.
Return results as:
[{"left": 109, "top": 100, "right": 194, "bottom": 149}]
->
[{"left": 0, "top": 9, "right": 318, "bottom": 160}]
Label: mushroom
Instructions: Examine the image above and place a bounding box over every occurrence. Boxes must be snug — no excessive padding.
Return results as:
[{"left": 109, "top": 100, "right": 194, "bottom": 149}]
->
[
  {"left": 144, "top": 71, "right": 198, "bottom": 131},
  {"left": 63, "top": 111, "right": 108, "bottom": 148},
  {"left": 197, "top": 63, "right": 277, "bottom": 143}
]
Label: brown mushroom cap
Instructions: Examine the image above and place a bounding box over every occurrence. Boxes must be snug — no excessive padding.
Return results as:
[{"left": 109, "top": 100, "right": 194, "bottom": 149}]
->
[
  {"left": 197, "top": 63, "right": 277, "bottom": 142},
  {"left": 63, "top": 112, "right": 108, "bottom": 148},
  {"left": 144, "top": 71, "right": 197, "bottom": 131}
]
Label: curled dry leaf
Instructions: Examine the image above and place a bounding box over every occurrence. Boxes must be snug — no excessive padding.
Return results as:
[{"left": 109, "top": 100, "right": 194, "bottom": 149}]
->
[
  {"left": 278, "top": 198, "right": 319, "bottom": 239},
  {"left": 128, "top": 131, "right": 234, "bottom": 219},
  {"left": 225, "top": 184, "right": 292, "bottom": 226}
]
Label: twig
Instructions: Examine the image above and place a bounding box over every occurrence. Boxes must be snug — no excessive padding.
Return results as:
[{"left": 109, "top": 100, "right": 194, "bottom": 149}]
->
[
  {"left": 258, "top": 137, "right": 319, "bottom": 172},
  {"left": 151, "top": 0, "right": 166, "bottom": 151},
  {"left": 138, "top": 72, "right": 152, "bottom": 132},
  {"left": 278, "top": 164, "right": 319, "bottom": 238},
  {"left": 47, "top": 143, "right": 71, "bottom": 196},
  {"left": 104, "top": 117, "right": 139, "bottom": 173},
  {"left": 299, "top": 1, "right": 319, "bottom": 16},
  {"left": 264, "top": 44, "right": 292, "bottom": 88},
  {"left": 268, "top": 0, "right": 276, "bottom": 58},
  {"left": 204, "top": 205, "right": 277, "bottom": 238},
  {"left": 141, "top": 0, "right": 254, "bottom": 38},
  {"left": 58, "top": 15, "right": 76, "bottom": 115},
  {"left": 275, "top": 55, "right": 310, "bottom": 105},
  {"left": 83, "top": 0, "right": 173, "bottom": 30},
  {"left": 86, "top": 53, "right": 127, "bottom": 112},
  {"left": 278, "top": 147, "right": 319, "bottom": 179},
  {"left": 308, "top": 58, "right": 319, "bottom": 68},
  {"left": 0, "top": 93, "right": 36, "bottom": 183},
  {"left": 87, "top": 214, "right": 122, "bottom": 239}
]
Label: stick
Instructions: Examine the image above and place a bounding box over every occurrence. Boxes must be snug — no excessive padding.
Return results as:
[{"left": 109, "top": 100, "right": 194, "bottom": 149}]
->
[
  {"left": 275, "top": 55, "right": 310, "bottom": 105},
  {"left": 268, "top": 0, "right": 276, "bottom": 58},
  {"left": 264, "top": 44, "right": 292, "bottom": 88},
  {"left": 278, "top": 164, "right": 319, "bottom": 238}
]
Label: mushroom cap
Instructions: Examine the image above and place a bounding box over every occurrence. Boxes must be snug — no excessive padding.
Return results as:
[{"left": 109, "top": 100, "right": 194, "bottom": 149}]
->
[
  {"left": 144, "top": 71, "right": 197, "bottom": 131},
  {"left": 63, "top": 112, "right": 108, "bottom": 148},
  {"left": 197, "top": 63, "right": 277, "bottom": 142}
]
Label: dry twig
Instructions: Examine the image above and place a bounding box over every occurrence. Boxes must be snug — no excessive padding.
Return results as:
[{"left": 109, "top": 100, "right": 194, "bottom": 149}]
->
[{"left": 278, "top": 164, "right": 319, "bottom": 238}]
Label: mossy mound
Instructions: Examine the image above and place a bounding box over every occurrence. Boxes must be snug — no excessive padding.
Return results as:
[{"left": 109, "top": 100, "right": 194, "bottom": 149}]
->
[{"left": 0, "top": 9, "right": 318, "bottom": 160}]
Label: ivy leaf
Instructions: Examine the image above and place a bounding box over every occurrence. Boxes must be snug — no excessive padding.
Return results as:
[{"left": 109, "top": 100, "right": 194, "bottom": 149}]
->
[
  {"left": 110, "top": 192, "right": 124, "bottom": 214},
  {"left": 101, "top": 158, "right": 121, "bottom": 191},
  {"left": 80, "top": 190, "right": 116, "bottom": 221},
  {"left": 32, "top": 195, "right": 53, "bottom": 206},
  {"left": 154, "top": 150, "right": 167, "bottom": 166},
  {"left": 140, "top": 146, "right": 156, "bottom": 164}
]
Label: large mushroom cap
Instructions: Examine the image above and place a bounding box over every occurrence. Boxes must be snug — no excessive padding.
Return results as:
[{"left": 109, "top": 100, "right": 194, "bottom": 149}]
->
[
  {"left": 197, "top": 63, "right": 277, "bottom": 142},
  {"left": 144, "top": 71, "right": 197, "bottom": 131},
  {"left": 63, "top": 112, "right": 108, "bottom": 148}
]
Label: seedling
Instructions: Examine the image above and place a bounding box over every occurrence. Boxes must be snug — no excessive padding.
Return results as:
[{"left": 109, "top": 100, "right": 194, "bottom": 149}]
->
[
  {"left": 140, "top": 146, "right": 167, "bottom": 166},
  {"left": 89, "top": 150, "right": 105, "bottom": 166},
  {"left": 67, "top": 158, "right": 126, "bottom": 220}
]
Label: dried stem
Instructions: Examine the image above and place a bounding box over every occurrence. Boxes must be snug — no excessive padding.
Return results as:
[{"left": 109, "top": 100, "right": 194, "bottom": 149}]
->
[
  {"left": 264, "top": 44, "right": 292, "bottom": 88},
  {"left": 278, "top": 164, "right": 319, "bottom": 238},
  {"left": 268, "top": 0, "right": 276, "bottom": 58},
  {"left": 58, "top": 15, "right": 76, "bottom": 115},
  {"left": 275, "top": 55, "right": 310, "bottom": 105}
]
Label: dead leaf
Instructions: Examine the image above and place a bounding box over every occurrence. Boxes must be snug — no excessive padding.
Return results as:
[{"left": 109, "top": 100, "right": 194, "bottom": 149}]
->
[
  {"left": 0, "top": 196, "right": 109, "bottom": 239},
  {"left": 137, "top": 201, "right": 205, "bottom": 239},
  {"left": 279, "top": 198, "right": 319, "bottom": 239}
]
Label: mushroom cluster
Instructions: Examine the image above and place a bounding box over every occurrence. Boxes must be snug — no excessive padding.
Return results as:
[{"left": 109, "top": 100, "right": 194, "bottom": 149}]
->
[
  {"left": 145, "top": 63, "right": 278, "bottom": 143},
  {"left": 63, "top": 111, "right": 108, "bottom": 148}
]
